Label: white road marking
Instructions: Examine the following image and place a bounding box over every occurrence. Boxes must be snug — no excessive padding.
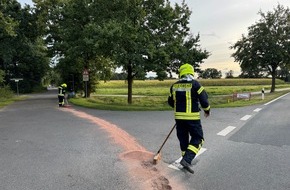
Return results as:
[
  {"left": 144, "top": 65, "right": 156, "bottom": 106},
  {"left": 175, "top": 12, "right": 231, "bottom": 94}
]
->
[
  {"left": 168, "top": 93, "right": 290, "bottom": 171},
  {"left": 264, "top": 93, "right": 290, "bottom": 105},
  {"left": 168, "top": 148, "right": 207, "bottom": 171},
  {"left": 240, "top": 115, "right": 252, "bottom": 121},
  {"left": 217, "top": 126, "right": 236, "bottom": 136},
  {"left": 168, "top": 158, "right": 183, "bottom": 170},
  {"left": 196, "top": 147, "right": 207, "bottom": 157},
  {"left": 254, "top": 108, "right": 262, "bottom": 112}
]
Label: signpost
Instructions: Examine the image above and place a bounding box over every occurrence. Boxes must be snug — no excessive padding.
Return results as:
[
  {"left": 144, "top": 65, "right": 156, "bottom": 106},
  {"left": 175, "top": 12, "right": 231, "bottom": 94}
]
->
[
  {"left": 83, "top": 69, "right": 89, "bottom": 98},
  {"left": 232, "top": 92, "right": 251, "bottom": 101},
  {"left": 10, "top": 78, "right": 23, "bottom": 96},
  {"left": 261, "top": 88, "right": 265, "bottom": 100}
]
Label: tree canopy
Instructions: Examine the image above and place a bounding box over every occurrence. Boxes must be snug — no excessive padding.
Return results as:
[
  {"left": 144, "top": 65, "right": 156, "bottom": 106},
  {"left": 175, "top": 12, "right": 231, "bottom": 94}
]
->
[
  {"left": 199, "top": 68, "right": 222, "bottom": 79},
  {"left": 35, "top": 0, "right": 209, "bottom": 103},
  {"left": 231, "top": 4, "right": 290, "bottom": 92},
  {"left": 0, "top": 0, "right": 50, "bottom": 93}
]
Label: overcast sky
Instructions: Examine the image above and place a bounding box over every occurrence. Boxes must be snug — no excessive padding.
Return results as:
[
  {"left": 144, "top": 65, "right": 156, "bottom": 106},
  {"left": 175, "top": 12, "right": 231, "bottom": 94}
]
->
[
  {"left": 171, "top": 0, "right": 290, "bottom": 76},
  {"left": 18, "top": 0, "right": 290, "bottom": 76}
]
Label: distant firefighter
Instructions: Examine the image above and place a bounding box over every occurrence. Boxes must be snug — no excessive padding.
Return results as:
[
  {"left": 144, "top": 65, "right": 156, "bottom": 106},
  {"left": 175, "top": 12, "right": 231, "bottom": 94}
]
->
[{"left": 58, "top": 83, "right": 67, "bottom": 107}]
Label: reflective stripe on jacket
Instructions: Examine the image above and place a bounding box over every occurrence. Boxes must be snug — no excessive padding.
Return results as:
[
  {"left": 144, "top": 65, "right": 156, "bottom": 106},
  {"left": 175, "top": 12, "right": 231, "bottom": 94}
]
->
[
  {"left": 58, "top": 86, "right": 65, "bottom": 96},
  {"left": 168, "top": 77, "right": 210, "bottom": 120}
]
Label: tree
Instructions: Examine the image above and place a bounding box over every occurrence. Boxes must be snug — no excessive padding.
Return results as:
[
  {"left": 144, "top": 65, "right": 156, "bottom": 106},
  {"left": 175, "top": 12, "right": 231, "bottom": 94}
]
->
[
  {"left": 97, "top": 0, "right": 209, "bottom": 103},
  {"left": 276, "top": 64, "right": 290, "bottom": 80},
  {"left": 156, "top": 70, "right": 168, "bottom": 81},
  {"left": 0, "top": 11, "right": 18, "bottom": 37},
  {"left": 42, "top": 68, "right": 60, "bottom": 86},
  {"left": 35, "top": 0, "right": 209, "bottom": 103},
  {"left": 0, "top": 69, "right": 13, "bottom": 98},
  {"left": 237, "top": 51, "right": 268, "bottom": 78},
  {"left": 0, "top": 69, "right": 5, "bottom": 85},
  {"left": 0, "top": 0, "right": 49, "bottom": 93},
  {"left": 110, "top": 72, "right": 127, "bottom": 80},
  {"left": 199, "top": 68, "right": 222, "bottom": 79},
  {"left": 231, "top": 4, "right": 290, "bottom": 92},
  {"left": 225, "top": 70, "right": 234, "bottom": 78},
  {"left": 35, "top": 0, "right": 117, "bottom": 96}
]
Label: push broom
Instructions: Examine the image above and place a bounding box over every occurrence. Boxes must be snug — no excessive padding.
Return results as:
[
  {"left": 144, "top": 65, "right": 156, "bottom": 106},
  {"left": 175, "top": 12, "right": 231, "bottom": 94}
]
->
[{"left": 153, "top": 124, "right": 176, "bottom": 164}]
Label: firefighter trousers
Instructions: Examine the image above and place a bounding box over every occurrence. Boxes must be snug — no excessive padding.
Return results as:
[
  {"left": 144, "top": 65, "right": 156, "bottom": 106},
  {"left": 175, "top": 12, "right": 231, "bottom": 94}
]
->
[
  {"left": 176, "top": 119, "right": 204, "bottom": 164},
  {"left": 58, "top": 95, "right": 64, "bottom": 107}
]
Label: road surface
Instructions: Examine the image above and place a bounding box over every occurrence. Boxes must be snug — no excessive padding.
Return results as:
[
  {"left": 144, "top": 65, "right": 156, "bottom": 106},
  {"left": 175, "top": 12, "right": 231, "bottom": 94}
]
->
[{"left": 0, "top": 90, "right": 289, "bottom": 190}]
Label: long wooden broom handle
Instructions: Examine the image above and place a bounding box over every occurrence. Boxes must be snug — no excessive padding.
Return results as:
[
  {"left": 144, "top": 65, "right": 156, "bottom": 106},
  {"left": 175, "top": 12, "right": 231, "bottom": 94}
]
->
[{"left": 157, "top": 124, "right": 176, "bottom": 153}]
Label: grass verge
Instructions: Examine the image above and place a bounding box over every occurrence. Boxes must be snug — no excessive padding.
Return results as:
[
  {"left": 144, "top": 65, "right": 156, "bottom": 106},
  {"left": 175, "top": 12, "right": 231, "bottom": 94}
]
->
[
  {"left": 210, "top": 91, "right": 289, "bottom": 108},
  {"left": 69, "top": 91, "right": 289, "bottom": 111},
  {"left": 70, "top": 79, "right": 290, "bottom": 111},
  {"left": 0, "top": 96, "right": 27, "bottom": 109}
]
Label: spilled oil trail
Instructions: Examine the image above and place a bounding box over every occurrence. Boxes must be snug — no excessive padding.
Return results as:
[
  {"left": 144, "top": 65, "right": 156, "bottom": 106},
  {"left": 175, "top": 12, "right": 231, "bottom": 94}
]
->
[{"left": 62, "top": 107, "right": 185, "bottom": 190}]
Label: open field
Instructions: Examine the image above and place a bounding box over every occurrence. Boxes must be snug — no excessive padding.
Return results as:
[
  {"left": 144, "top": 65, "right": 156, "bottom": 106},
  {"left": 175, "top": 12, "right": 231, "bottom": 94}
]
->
[
  {"left": 95, "top": 78, "right": 289, "bottom": 96},
  {"left": 69, "top": 78, "right": 290, "bottom": 111}
]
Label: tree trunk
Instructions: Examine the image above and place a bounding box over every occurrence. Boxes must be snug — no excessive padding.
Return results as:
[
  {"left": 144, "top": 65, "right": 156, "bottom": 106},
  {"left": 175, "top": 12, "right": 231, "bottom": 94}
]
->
[
  {"left": 127, "top": 61, "right": 133, "bottom": 104},
  {"left": 87, "top": 81, "right": 91, "bottom": 98},
  {"left": 270, "top": 69, "right": 276, "bottom": 93}
]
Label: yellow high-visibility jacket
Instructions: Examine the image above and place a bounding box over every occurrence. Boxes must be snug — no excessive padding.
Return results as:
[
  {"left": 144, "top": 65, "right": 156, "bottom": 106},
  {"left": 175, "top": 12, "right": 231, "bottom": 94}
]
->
[
  {"left": 58, "top": 86, "right": 66, "bottom": 96},
  {"left": 168, "top": 76, "right": 210, "bottom": 120}
]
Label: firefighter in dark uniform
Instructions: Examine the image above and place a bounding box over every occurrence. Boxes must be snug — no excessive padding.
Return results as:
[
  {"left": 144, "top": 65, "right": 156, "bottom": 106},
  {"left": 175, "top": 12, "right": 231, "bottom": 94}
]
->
[
  {"left": 168, "top": 63, "right": 210, "bottom": 174},
  {"left": 58, "top": 83, "right": 67, "bottom": 107}
]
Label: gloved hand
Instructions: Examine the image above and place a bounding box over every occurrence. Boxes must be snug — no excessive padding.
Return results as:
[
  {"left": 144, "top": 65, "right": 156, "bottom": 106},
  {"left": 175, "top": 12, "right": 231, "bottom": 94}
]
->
[{"left": 204, "top": 111, "right": 210, "bottom": 118}]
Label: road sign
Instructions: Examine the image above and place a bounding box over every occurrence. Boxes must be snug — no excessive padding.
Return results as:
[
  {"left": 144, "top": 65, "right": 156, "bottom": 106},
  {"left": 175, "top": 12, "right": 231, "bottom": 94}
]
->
[
  {"left": 83, "top": 70, "right": 89, "bottom": 81},
  {"left": 10, "top": 78, "right": 23, "bottom": 96},
  {"left": 82, "top": 69, "right": 89, "bottom": 98},
  {"left": 10, "top": 78, "right": 23, "bottom": 82},
  {"left": 83, "top": 74, "right": 89, "bottom": 81}
]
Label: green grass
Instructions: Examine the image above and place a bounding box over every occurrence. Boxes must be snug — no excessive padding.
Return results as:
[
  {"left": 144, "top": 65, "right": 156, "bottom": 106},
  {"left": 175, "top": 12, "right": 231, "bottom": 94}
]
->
[
  {"left": 0, "top": 85, "right": 47, "bottom": 109},
  {"left": 70, "top": 96, "right": 169, "bottom": 111},
  {"left": 1, "top": 79, "right": 288, "bottom": 111},
  {"left": 97, "top": 78, "right": 286, "bottom": 88},
  {"left": 70, "top": 91, "right": 289, "bottom": 111},
  {"left": 0, "top": 96, "right": 26, "bottom": 108},
  {"left": 209, "top": 91, "right": 288, "bottom": 108},
  {"left": 95, "top": 79, "right": 289, "bottom": 96},
  {"left": 0, "top": 99, "right": 15, "bottom": 108},
  {"left": 69, "top": 79, "right": 290, "bottom": 111},
  {"left": 94, "top": 85, "right": 289, "bottom": 96}
]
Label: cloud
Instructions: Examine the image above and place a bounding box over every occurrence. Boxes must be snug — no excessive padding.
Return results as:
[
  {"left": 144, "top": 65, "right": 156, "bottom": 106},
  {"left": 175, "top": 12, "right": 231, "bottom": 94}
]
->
[{"left": 201, "top": 32, "right": 220, "bottom": 39}]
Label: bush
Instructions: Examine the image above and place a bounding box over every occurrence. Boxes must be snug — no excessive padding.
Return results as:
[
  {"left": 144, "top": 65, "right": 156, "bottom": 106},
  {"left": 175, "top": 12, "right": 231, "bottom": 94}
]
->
[{"left": 0, "top": 86, "right": 14, "bottom": 99}]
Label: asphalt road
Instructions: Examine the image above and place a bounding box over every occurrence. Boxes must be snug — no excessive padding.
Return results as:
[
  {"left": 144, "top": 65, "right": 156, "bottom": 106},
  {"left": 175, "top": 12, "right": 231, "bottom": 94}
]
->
[
  {"left": 0, "top": 91, "right": 133, "bottom": 190},
  {"left": 0, "top": 90, "right": 289, "bottom": 190}
]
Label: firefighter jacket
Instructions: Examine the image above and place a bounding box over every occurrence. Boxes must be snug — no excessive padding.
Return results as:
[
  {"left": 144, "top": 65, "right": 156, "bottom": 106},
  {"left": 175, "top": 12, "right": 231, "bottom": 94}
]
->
[
  {"left": 58, "top": 86, "right": 66, "bottom": 96},
  {"left": 168, "top": 75, "right": 210, "bottom": 120}
]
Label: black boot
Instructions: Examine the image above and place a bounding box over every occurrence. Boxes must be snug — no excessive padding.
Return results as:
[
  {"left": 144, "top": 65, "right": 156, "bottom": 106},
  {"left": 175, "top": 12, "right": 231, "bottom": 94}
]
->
[{"left": 180, "top": 158, "right": 194, "bottom": 174}]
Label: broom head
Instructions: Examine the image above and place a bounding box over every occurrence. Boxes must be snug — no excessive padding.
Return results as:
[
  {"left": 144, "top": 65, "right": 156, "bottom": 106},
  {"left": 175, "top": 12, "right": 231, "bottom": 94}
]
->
[{"left": 153, "top": 152, "right": 161, "bottom": 165}]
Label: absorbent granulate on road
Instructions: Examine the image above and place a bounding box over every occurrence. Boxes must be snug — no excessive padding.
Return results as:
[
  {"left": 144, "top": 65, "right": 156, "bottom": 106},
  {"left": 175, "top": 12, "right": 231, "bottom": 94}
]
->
[{"left": 61, "top": 108, "right": 185, "bottom": 190}]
